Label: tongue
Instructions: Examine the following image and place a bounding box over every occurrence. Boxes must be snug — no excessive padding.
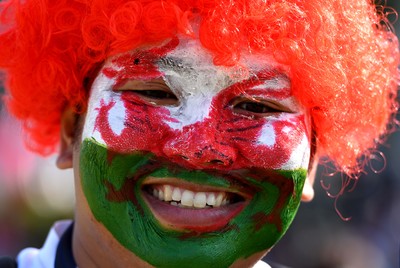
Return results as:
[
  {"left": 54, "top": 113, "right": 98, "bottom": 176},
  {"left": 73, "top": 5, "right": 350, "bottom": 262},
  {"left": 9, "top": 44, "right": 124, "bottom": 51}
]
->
[{"left": 143, "top": 192, "right": 245, "bottom": 233}]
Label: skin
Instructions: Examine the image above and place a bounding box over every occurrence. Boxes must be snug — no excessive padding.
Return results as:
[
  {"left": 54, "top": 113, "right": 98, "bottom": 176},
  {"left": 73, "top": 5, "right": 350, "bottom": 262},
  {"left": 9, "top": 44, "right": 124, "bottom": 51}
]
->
[{"left": 57, "top": 36, "right": 317, "bottom": 268}]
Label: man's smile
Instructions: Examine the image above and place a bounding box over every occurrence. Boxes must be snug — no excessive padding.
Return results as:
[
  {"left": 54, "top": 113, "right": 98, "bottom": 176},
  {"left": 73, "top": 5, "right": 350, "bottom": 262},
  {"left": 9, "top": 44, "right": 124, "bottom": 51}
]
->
[
  {"left": 141, "top": 177, "right": 250, "bottom": 232},
  {"left": 80, "top": 138, "right": 306, "bottom": 267}
]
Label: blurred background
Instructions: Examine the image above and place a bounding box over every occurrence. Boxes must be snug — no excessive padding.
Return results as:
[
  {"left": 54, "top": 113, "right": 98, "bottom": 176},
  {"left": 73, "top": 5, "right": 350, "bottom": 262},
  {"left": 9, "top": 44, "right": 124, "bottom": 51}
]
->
[
  {"left": 265, "top": 1, "right": 400, "bottom": 267},
  {"left": 0, "top": 1, "right": 399, "bottom": 268}
]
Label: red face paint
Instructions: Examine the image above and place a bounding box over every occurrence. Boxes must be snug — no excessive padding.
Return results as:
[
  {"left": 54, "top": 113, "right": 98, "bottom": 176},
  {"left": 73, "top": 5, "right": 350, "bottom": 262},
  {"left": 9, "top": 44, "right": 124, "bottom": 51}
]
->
[
  {"left": 102, "top": 38, "right": 179, "bottom": 84},
  {"left": 95, "top": 68, "right": 306, "bottom": 170}
]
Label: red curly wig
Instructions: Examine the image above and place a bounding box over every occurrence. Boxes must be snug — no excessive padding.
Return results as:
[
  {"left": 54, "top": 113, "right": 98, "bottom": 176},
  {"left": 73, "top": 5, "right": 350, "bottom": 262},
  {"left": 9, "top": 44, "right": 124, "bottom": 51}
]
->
[{"left": 0, "top": 0, "right": 398, "bottom": 174}]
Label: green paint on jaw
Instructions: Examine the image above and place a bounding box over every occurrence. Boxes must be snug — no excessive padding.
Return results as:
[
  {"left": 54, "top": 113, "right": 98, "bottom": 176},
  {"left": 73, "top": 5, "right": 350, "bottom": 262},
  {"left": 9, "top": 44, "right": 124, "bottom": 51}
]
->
[{"left": 80, "top": 138, "right": 307, "bottom": 268}]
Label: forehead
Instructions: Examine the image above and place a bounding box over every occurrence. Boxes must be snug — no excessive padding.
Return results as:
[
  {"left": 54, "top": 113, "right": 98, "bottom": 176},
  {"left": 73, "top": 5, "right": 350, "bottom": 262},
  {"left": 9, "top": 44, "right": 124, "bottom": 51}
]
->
[
  {"left": 158, "top": 38, "right": 287, "bottom": 73},
  {"left": 101, "top": 37, "right": 291, "bottom": 94}
]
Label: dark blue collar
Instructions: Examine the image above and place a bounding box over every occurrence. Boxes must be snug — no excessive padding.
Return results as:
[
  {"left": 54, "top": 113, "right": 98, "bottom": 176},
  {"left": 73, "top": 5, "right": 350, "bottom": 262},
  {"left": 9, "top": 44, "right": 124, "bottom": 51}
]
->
[{"left": 55, "top": 222, "right": 77, "bottom": 268}]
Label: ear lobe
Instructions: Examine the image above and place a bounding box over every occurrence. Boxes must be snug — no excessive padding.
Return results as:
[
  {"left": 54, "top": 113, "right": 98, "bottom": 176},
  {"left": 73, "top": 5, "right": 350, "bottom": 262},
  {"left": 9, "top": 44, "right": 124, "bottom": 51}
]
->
[
  {"left": 301, "top": 176, "right": 315, "bottom": 202},
  {"left": 301, "top": 157, "right": 318, "bottom": 202},
  {"left": 56, "top": 107, "right": 76, "bottom": 169}
]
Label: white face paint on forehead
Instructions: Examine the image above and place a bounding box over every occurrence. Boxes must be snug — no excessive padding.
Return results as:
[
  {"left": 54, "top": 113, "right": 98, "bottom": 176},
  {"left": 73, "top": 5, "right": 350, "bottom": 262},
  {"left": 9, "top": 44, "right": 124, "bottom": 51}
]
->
[{"left": 156, "top": 38, "right": 300, "bottom": 130}]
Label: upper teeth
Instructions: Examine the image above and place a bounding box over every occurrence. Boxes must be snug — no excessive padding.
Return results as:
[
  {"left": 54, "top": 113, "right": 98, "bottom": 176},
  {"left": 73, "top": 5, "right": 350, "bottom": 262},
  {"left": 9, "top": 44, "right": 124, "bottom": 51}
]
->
[{"left": 151, "top": 185, "right": 229, "bottom": 208}]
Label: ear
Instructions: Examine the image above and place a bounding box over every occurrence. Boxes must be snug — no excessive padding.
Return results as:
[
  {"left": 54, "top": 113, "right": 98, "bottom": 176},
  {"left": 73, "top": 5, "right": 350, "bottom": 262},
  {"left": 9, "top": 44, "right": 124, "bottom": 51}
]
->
[
  {"left": 56, "top": 107, "right": 76, "bottom": 169},
  {"left": 301, "top": 157, "right": 318, "bottom": 202}
]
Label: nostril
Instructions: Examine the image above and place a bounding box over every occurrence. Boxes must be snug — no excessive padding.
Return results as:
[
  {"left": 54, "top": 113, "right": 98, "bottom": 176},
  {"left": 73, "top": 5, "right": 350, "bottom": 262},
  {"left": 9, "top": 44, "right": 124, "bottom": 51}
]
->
[
  {"left": 179, "top": 155, "right": 189, "bottom": 160},
  {"left": 209, "top": 159, "right": 225, "bottom": 165}
]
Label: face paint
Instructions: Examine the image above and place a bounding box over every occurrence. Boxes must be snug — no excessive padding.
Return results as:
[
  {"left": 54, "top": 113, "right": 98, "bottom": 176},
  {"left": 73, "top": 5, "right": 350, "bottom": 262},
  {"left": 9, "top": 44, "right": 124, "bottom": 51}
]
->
[{"left": 80, "top": 37, "right": 311, "bottom": 267}]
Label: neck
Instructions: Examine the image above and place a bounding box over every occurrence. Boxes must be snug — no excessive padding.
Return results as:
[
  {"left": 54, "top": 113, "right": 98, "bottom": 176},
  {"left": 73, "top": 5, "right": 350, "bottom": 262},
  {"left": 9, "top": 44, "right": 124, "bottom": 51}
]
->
[
  {"left": 72, "top": 180, "right": 154, "bottom": 268},
  {"left": 73, "top": 212, "right": 154, "bottom": 268}
]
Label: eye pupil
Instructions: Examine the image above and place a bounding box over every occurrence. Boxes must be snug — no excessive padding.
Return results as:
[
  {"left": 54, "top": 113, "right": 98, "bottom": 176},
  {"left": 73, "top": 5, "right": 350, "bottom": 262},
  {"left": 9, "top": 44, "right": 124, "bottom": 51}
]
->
[
  {"left": 136, "top": 90, "right": 177, "bottom": 100},
  {"left": 236, "top": 102, "right": 270, "bottom": 113},
  {"left": 134, "top": 58, "right": 140, "bottom": 65}
]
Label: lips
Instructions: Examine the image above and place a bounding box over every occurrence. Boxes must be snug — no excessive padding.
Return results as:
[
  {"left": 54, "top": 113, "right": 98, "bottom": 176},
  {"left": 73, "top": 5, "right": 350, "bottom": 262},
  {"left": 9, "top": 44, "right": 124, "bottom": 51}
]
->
[{"left": 141, "top": 178, "right": 250, "bottom": 233}]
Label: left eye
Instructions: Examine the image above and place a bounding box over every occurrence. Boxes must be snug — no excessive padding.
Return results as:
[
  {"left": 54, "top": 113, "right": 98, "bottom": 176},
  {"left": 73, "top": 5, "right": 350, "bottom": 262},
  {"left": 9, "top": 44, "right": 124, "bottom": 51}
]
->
[
  {"left": 232, "top": 97, "right": 291, "bottom": 116},
  {"left": 233, "top": 101, "right": 281, "bottom": 114},
  {"left": 127, "top": 89, "right": 178, "bottom": 106}
]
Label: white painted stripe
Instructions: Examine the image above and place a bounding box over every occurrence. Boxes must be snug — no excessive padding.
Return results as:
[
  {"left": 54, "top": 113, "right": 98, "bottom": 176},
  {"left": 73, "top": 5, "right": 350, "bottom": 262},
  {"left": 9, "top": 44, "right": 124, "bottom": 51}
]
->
[
  {"left": 280, "top": 133, "right": 310, "bottom": 170},
  {"left": 107, "top": 95, "right": 126, "bottom": 136},
  {"left": 257, "top": 123, "right": 276, "bottom": 147}
]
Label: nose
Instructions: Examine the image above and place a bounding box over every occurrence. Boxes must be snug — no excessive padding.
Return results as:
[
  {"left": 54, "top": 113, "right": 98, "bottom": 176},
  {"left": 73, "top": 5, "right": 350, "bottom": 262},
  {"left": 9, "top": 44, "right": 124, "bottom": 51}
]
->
[{"left": 162, "top": 125, "right": 236, "bottom": 168}]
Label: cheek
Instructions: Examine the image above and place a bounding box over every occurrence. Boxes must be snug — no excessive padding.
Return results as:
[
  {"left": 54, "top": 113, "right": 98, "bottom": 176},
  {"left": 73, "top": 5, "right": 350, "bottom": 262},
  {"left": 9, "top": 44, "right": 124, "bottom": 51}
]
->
[
  {"left": 94, "top": 92, "right": 176, "bottom": 154},
  {"left": 91, "top": 90, "right": 309, "bottom": 171},
  {"left": 221, "top": 114, "right": 308, "bottom": 169}
]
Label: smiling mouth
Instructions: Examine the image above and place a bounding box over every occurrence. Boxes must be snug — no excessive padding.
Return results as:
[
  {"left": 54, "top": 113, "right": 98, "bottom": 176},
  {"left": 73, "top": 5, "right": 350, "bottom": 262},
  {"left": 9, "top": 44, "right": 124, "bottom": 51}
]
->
[
  {"left": 141, "top": 178, "right": 250, "bottom": 233},
  {"left": 144, "top": 184, "right": 242, "bottom": 208}
]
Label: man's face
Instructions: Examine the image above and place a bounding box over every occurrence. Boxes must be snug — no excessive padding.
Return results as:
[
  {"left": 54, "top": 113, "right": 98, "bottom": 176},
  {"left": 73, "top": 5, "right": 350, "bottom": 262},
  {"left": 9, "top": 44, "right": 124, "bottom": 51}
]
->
[{"left": 78, "top": 37, "right": 311, "bottom": 267}]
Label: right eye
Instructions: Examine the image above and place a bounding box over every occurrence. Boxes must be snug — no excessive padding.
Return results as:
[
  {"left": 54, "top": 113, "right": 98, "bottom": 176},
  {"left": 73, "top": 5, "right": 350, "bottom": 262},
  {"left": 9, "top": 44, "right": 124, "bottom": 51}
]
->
[
  {"left": 132, "top": 89, "right": 178, "bottom": 104},
  {"left": 115, "top": 79, "right": 178, "bottom": 106}
]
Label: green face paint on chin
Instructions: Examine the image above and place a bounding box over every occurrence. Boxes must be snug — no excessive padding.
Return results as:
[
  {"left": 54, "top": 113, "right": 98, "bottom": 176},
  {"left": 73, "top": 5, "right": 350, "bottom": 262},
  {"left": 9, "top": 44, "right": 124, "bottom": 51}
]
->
[{"left": 80, "top": 138, "right": 307, "bottom": 268}]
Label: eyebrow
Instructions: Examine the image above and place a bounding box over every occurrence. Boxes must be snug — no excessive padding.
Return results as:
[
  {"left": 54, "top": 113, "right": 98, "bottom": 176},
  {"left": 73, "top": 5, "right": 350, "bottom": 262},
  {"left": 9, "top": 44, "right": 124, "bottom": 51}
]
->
[
  {"left": 157, "top": 56, "right": 291, "bottom": 90},
  {"left": 157, "top": 57, "right": 189, "bottom": 71},
  {"left": 251, "top": 68, "right": 290, "bottom": 81},
  {"left": 249, "top": 75, "right": 291, "bottom": 93}
]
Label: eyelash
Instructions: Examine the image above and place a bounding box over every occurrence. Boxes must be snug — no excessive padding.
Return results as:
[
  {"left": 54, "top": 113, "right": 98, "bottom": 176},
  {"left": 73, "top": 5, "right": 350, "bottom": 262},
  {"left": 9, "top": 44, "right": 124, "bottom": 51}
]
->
[
  {"left": 231, "top": 97, "right": 292, "bottom": 116},
  {"left": 133, "top": 90, "right": 178, "bottom": 101},
  {"left": 233, "top": 101, "right": 282, "bottom": 114}
]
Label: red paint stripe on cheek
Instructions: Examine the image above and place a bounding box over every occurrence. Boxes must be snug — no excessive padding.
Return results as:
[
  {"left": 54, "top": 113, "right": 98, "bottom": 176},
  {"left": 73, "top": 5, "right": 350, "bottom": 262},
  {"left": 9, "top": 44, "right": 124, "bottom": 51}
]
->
[
  {"left": 93, "top": 39, "right": 182, "bottom": 154},
  {"left": 207, "top": 85, "right": 306, "bottom": 170},
  {"left": 94, "top": 94, "right": 176, "bottom": 155},
  {"left": 251, "top": 178, "right": 293, "bottom": 232},
  {"left": 230, "top": 118, "right": 306, "bottom": 169}
]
